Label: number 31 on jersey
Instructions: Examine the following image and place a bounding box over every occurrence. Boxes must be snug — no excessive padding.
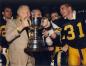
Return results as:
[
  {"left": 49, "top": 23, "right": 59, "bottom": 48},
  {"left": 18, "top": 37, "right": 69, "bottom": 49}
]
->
[{"left": 62, "top": 22, "right": 85, "bottom": 40}]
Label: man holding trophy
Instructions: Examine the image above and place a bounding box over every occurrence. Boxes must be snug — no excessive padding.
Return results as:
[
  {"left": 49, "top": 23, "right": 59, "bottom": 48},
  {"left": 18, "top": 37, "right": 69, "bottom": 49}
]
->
[
  {"left": 5, "top": 4, "right": 57, "bottom": 66},
  {"left": 6, "top": 5, "right": 35, "bottom": 66}
]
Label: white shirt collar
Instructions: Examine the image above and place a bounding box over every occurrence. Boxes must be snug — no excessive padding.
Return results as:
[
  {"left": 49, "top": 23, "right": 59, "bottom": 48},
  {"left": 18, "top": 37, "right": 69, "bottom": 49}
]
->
[
  {"left": 3, "top": 17, "right": 13, "bottom": 21},
  {"left": 72, "top": 10, "right": 76, "bottom": 20}
]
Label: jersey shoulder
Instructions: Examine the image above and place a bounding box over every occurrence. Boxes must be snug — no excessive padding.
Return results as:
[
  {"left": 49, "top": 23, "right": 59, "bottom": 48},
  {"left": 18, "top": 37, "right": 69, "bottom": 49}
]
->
[
  {"left": 76, "top": 12, "right": 86, "bottom": 20},
  {"left": 53, "top": 17, "right": 65, "bottom": 27}
]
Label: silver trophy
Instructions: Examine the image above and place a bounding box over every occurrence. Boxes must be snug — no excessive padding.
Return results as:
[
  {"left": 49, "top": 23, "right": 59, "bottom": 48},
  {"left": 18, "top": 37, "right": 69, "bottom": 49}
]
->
[{"left": 24, "top": 17, "right": 48, "bottom": 53}]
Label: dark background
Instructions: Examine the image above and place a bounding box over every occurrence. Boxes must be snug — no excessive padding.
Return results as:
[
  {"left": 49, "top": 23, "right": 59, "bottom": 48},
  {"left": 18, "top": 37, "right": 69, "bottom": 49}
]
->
[{"left": 0, "top": 0, "right": 86, "bottom": 17}]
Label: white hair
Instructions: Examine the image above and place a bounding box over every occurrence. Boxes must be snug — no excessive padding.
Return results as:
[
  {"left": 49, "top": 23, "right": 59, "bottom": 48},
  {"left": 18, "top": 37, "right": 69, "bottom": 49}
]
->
[{"left": 17, "top": 5, "right": 30, "bottom": 15}]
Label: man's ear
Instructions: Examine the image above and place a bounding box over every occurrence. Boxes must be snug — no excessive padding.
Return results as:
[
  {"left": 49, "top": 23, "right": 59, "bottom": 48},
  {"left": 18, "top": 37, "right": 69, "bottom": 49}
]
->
[
  {"left": 2, "top": 12, "right": 4, "bottom": 16},
  {"left": 68, "top": 7, "right": 72, "bottom": 11}
]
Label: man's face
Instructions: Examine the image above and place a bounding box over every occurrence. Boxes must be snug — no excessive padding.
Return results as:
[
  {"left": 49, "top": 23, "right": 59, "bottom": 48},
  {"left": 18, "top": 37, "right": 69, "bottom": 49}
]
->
[
  {"left": 3, "top": 8, "right": 12, "bottom": 19},
  {"left": 60, "top": 5, "right": 70, "bottom": 18},
  {"left": 18, "top": 6, "right": 30, "bottom": 19},
  {"left": 41, "top": 19, "right": 49, "bottom": 28},
  {"left": 32, "top": 10, "right": 42, "bottom": 18},
  {"left": 51, "top": 13, "right": 58, "bottom": 21}
]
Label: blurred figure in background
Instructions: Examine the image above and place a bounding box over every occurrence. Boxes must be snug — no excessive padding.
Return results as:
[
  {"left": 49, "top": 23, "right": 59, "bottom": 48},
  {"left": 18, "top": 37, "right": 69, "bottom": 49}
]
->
[
  {"left": 0, "top": 6, "right": 13, "bottom": 54},
  {"left": 6, "top": 5, "right": 35, "bottom": 66},
  {"left": 0, "top": 15, "right": 7, "bottom": 66},
  {"left": 41, "top": 17, "right": 57, "bottom": 66},
  {"left": 0, "top": 6, "right": 13, "bottom": 66},
  {"left": 44, "top": 12, "right": 51, "bottom": 20},
  {"left": 0, "top": 42, "right": 7, "bottom": 66},
  {"left": 31, "top": 9, "right": 42, "bottom": 18},
  {"left": 31, "top": 9, "right": 42, "bottom": 26},
  {"left": 51, "top": 11, "right": 60, "bottom": 22},
  {"left": 50, "top": 11, "right": 61, "bottom": 53},
  {"left": 50, "top": 11, "right": 68, "bottom": 66},
  {"left": 2, "top": 6, "right": 13, "bottom": 22},
  {"left": 31, "top": 9, "right": 53, "bottom": 66}
]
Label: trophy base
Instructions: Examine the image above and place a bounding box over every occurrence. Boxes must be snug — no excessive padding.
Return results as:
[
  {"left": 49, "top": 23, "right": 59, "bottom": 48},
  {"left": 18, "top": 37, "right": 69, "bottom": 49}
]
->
[{"left": 24, "top": 47, "right": 48, "bottom": 55}]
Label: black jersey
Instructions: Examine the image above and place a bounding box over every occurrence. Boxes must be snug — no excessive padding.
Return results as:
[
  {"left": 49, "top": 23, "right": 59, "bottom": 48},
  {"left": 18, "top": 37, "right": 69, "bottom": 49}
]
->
[
  {"left": 0, "top": 18, "right": 6, "bottom": 36},
  {"left": 0, "top": 18, "right": 8, "bottom": 48},
  {"left": 54, "top": 13, "right": 86, "bottom": 49},
  {"left": 0, "top": 53, "right": 7, "bottom": 66}
]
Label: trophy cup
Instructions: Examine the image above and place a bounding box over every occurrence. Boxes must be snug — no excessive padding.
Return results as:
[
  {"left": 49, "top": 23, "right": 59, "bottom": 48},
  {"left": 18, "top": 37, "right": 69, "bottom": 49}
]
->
[{"left": 24, "top": 17, "right": 48, "bottom": 53}]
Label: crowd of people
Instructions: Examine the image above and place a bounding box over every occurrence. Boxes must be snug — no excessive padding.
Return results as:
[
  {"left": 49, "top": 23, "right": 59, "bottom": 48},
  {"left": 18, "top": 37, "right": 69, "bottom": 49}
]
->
[{"left": 0, "top": 2, "right": 86, "bottom": 66}]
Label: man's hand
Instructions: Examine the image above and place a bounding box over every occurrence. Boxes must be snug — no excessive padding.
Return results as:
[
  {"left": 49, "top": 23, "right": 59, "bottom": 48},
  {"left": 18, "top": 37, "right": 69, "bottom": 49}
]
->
[
  {"left": 50, "top": 33, "right": 56, "bottom": 39},
  {"left": 23, "top": 19, "right": 30, "bottom": 28},
  {"left": 42, "top": 30, "right": 49, "bottom": 37},
  {"left": 17, "top": 19, "right": 30, "bottom": 32}
]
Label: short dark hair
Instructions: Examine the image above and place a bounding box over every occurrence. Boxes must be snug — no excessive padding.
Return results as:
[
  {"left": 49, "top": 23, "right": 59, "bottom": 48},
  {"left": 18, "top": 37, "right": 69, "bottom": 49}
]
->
[
  {"left": 2, "top": 6, "right": 12, "bottom": 12},
  {"left": 60, "top": 3, "right": 73, "bottom": 10}
]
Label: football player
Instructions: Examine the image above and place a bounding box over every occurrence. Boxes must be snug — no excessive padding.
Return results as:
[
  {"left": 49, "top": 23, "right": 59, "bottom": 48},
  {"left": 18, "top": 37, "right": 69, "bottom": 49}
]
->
[{"left": 56, "top": 3, "right": 86, "bottom": 66}]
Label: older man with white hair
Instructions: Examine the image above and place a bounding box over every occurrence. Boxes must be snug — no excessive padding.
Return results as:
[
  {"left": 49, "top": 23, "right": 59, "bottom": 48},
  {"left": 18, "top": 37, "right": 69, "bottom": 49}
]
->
[{"left": 6, "top": 5, "right": 35, "bottom": 66}]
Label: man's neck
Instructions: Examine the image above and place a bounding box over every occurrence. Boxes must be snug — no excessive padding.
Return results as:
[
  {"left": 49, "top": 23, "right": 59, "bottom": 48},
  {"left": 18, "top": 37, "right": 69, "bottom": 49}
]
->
[
  {"left": 67, "top": 13, "right": 73, "bottom": 20},
  {"left": 66, "top": 11, "right": 76, "bottom": 20},
  {"left": 3, "top": 17, "right": 12, "bottom": 21}
]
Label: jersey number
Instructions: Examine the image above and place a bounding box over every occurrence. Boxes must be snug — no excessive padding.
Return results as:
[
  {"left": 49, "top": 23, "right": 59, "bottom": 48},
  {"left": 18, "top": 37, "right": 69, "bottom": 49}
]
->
[{"left": 63, "top": 22, "right": 85, "bottom": 40}]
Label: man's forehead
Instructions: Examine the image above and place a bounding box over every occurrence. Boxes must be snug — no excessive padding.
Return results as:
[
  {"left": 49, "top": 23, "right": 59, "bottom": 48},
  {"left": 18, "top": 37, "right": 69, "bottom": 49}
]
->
[
  {"left": 33, "top": 10, "right": 41, "bottom": 13},
  {"left": 19, "top": 7, "right": 30, "bottom": 13},
  {"left": 18, "top": 5, "right": 30, "bottom": 12},
  {"left": 4, "top": 8, "right": 11, "bottom": 11},
  {"left": 51, "top": 13, "right": 57, "bottom": 15},
  {"left": 21, "top": 7, "right": 29, "bottom": 10}
]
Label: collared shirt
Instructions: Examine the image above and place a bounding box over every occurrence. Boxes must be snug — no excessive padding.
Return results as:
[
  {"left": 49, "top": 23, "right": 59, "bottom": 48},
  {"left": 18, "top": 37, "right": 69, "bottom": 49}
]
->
[{"left": 3, "top": 17, "right": 13, "bottom": 22}]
